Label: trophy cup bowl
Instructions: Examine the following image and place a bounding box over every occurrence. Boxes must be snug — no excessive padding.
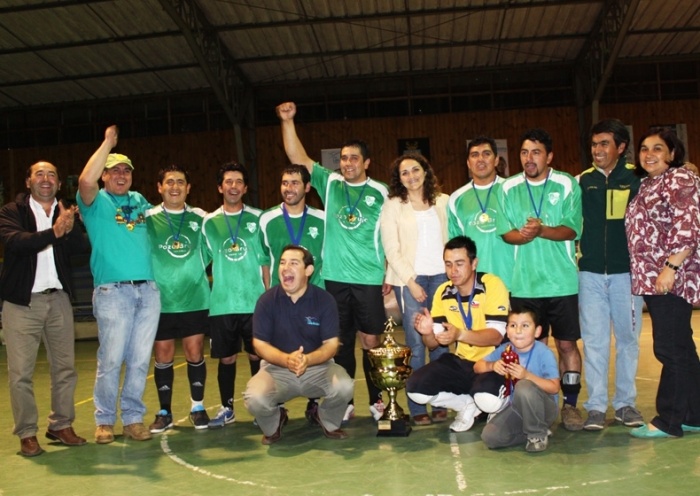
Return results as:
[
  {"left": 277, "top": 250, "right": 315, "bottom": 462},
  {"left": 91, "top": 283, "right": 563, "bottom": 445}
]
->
[{"left": 368, "top": 317, "right": 413, "bottom": 436}]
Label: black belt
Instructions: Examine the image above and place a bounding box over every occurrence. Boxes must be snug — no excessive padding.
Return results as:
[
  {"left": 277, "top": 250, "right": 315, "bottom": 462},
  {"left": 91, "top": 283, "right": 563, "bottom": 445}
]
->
[
  {"left": 34, "top": 288, "right": 59, "bottom": 295},
  {"left": 117, "top": 280, "right": 148, "bottom": 285}
]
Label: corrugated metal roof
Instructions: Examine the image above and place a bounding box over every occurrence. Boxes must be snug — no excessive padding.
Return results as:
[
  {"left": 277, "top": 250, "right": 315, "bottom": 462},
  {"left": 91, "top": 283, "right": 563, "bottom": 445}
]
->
[{"left": 0, "top": 0, "right": 698, "bottom": 109}]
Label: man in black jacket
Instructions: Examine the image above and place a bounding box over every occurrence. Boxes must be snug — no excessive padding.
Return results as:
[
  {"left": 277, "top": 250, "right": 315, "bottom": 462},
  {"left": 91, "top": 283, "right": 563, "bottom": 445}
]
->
[{"left": 0, "top": 161, "right": 90, "bottom": 457}]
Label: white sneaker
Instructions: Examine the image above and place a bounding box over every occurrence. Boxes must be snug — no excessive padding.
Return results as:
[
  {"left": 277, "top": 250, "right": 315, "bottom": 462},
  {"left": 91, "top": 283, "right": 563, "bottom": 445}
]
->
[
  {"left": 450, "top": 400, "right": 480, "bottom": 432},
  {"left": 369, "top": 399, "right": 385, "bottom": 421},
  {"left": 341, "top": 404, "right": 355, "bottom": 425}
]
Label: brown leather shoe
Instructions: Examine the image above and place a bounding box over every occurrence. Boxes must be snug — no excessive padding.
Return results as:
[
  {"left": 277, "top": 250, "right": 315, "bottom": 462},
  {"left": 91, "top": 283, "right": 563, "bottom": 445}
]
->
[
  {"left": 123, "top": 422, "right": 152, "bottom": 441},
  {"left": 46, "top": 426, "right": 87, "bottom": 446},
  {"left": 312, "top": 409, "right": 349, "bottom": 440},
  {"left": 431, "top": 409, "right": 448, "bottom": 423},
  {"left": 20, "top": 436, "right": 44, "bottom": 457},
  {"left": 261, "top": 407, "right": 288, "bottom": 445},
  {"left": 412, "top": 413, "right": 432, "bottom": 426},
  {"left": 95, "top": 425, "right": 115, "bottom": 444}
]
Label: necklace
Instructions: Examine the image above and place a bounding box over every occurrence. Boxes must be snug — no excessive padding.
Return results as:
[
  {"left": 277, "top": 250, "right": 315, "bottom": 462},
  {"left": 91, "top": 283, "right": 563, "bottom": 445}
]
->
[
  {"left": 223, "top": 205, "right": 245, "bottom": 251},
  {"left": 343, "top": 178, "right": 369, "bottom": 223},
  {"left": 282, "top": 204, "right": 308, "bottom": 245},
  {"left": 162, "top": 204, "right": 187, "bottom": 249},
  {"left": 525, "top": 169, "right": 551, "bottom": 219},
  {"left": 472, "top": 180, "right": 496, "bottom": 223},
  {"left": 106, "top": 192, "right": 135, "bottom": 231},
  {"left": 455, "top": 278, "right": 477, "bottom": 331}
]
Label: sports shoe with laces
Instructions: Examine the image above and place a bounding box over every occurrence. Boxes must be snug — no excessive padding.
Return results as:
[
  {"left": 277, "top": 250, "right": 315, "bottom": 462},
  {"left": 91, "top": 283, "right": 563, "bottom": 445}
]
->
[
  {"left": 526, "top": 434, "right": 549, "bottom": 452},
  {"left": 341, "top": 404, "right": 355, "bottom": 425},
  {"left": 583, "top": 410, "right": 606, "bottom": 431},
  {"left": 369, "top": 399, "right": 385, "bottom": 421},
  {"left": 208, "top": 406, "right": 235, "bottom": 428},
  {"left": 149, "top": 410, "right": 173, "bottom": 433},
  {"left": 450, "top": 400, "right": 480, "bottom": 432},
  {"left": 615, "top": 406, "right": 644, "bottom": 427},
  {"left": 123, "top": 422, "right": 152, "bottom": 441},
  {"left": 189, "top": 405, "right": 210, "bottom": 430},
  {"left": 561, "top": 404, "right": 584, "bottom": 431}
]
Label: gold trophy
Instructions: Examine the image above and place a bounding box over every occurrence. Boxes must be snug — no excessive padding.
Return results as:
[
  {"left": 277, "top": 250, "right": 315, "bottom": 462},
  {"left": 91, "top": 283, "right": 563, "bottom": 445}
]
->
[{"left": 368, "top": 317, "right": 413, "bottom": 436}]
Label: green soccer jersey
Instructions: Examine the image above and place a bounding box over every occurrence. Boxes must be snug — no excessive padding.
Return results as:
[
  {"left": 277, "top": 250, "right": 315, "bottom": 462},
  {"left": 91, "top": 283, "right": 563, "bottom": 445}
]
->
[
  {"left": 496, "top": 169, "right": 582, "bottom": 298},
  {"left": 258, "top": 203, "right": 326, "bottom": 288},
  {"left": 146, "top": 204, "right": 210, "bottom": 313},
  {"left": 310, "top": 163, "right": 388, "bottom": 285},
  {"left": 447, "top": 177, "right": 514, "bottom": 289},
  {"left": 202, "top": 205, "right": 266, "bottom": 315}
]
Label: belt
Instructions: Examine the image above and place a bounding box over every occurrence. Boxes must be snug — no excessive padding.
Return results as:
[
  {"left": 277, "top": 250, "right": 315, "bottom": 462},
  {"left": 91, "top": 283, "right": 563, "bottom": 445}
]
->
[
  {"left": 117, "top": 280, "right": 148, "bottom": 285},
  {"left": 34, "top": 288, "right": 59, "bottom": 295}
]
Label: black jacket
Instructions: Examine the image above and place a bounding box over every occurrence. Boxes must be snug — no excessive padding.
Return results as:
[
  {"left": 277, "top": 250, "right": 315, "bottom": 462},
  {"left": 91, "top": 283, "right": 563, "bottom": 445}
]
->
[{"left": 0, "top": 196, "right": 90, "bottom": 306}]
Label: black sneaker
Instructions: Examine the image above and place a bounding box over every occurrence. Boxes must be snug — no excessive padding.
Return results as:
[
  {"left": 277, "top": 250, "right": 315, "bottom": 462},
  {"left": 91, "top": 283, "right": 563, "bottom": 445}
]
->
[
  {"left": 149, "top": 410, "right": 173, "bottom": 433},
  {"left": 305, "top": 399, "right": 319, "bottom": 425},
  {"left": 189, "top": 406, "right": 210, "bottom": 430}
]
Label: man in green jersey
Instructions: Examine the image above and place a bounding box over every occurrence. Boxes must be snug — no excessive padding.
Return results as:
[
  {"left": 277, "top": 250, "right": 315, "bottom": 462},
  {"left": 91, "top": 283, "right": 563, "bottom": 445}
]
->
[
  {"left": 496, "top": 128, "right": 584, "bottom": 431},
  {"left": 448, "top": 136, "right": 514, "bottom": 289},
  {"left": 202, "top": 162, "right": 268, "bottom": 428},
  {"left": 145, "top": 164, "right": 211, "bottom": 433},
  {"left": 277, "top": 102, "right": 389, "bottom": 423}
]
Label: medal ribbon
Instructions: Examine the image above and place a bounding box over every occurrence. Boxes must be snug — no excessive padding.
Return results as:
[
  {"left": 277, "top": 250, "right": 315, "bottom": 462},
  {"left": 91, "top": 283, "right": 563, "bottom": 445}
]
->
[
  {"left": 162, "top": 204, "right": 187, "bottom": 243},
  {"left": 282, "top": 204, "right": 308, "bottom": 245},
  {"left": 472, "top": 180, "right": 495, "bottom": 214},
  {"left": 455, "top": 279, "right": 477, "bottom": 331},
  {"left": 525, "top": 169, "right": 550, "bottom": 219},
  {"left": 223, "top": 205, "right": 245, "bottom": 246},
  {"left": 343, "top": 178, "right": 369, "bottom": 216},
  {"left": 106, "top": 191, "right": 132, "bottom": 225}
]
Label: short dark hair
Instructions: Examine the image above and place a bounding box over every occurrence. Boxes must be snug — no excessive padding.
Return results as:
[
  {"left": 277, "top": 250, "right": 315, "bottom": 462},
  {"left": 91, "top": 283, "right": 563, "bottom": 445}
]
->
[
  {"left": 467, "top": 136, "right": 498, "bottom": 156},
  {"left": 634, "top": 127, "right": 686, "bottom": 177},
  {"left": 387, "top": 153, "right": 440, "bottom": 205},
  {"left": 509, "top": 302, "right": 540, "bottom": 327},
  {"left": 158, "top": 164, "right": 190, "bottom": 184},
  {"left": 340, "top": 139, "right": 370, "bottom": 161},
  {"left": 217, "top": 161, "right": 248, "bottom": 186},
  {"left": 282, "top": 164, "right": 311, "bottom": 185},
  {"left": 590, "top": 119, "right": 630, "bottom": 155},
  {"left": 520, "top": 128, "right": 553, "bottom": 154},
  {"left": 444, "top": 235, "right": 477, "bottom": 261},
  {"left": 281, "top": 244, "right": 314, "bottom": 267},
  {"left": 26, "top": 161, "right": 56, "bottom": 179}
]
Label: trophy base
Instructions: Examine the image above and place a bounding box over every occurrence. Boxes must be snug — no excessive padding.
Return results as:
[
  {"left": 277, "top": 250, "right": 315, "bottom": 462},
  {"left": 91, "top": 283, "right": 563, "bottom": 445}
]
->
[{"left": 376, "top": 415, "right": 412, "bottom": 437}]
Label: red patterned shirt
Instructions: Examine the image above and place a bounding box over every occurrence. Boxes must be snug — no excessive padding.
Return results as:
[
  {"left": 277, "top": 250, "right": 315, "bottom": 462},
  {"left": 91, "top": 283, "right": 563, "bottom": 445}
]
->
[{"left": 625, "top": 167, "right": 700, "bottom": 304}]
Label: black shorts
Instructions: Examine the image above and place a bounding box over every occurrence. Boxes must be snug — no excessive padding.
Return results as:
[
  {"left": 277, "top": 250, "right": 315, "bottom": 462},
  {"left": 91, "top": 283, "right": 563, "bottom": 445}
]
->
[
  {"left": 208, "top": 313, "right": 254, "bottom": 358},
  {"left": 324, "top": 280, "right": 386, "bottom": 336},
  {"left": 155, "top": 309, "right": 209, "bottom": 341},
  {"left": 510, "top": 295, "right": 580, "bottom": 341}
]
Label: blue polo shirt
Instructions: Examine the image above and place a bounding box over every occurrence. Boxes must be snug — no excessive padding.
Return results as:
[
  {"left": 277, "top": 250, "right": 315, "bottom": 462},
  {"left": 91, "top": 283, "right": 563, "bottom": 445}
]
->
[{"left": 253, "top": 284, "right": 339, "bottom": 353}]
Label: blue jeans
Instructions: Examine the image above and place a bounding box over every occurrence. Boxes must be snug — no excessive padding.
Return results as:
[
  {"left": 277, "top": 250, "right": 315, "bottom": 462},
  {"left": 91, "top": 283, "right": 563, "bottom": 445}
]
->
[
  {"left": 395, "top": 273, "right": 449, "bottom": 417},
  {"left": 579, "top": 272, "right": 643, "bottom": 413},
  {"left": 93, "top": 281, "right": 161, "bottom": 426}
]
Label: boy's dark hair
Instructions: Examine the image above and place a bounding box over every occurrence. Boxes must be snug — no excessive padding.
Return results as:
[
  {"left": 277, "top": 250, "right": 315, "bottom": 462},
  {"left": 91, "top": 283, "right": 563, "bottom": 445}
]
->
[
  {"left": 444, "top": 235, "right": 477, "bottom": 261},
  {"left": 217, "top": 161, "right": 248, "bottom": 186},
  {"left": 158, "top": 164, "right": 190, "bottom": 184},
  {"left": 509, "top": 303, "right": 540, "bottom": 327},
  {"left": 282, "top": 164, "right": 311, "bottom": 185},
  {"left": 281, "top": 244, "right": 314, "bottom": 267}
]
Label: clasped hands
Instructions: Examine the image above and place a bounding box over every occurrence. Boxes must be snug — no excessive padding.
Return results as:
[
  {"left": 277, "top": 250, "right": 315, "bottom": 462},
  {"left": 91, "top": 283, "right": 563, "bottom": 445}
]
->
[
  {"left": 492, "top": 359, "right": 527, "bottom": 380},
  {"left": 518, "top": 217, "right": 543, "bottom": 243},
  {"left": 287, "top": 346, "right": 308, "bottom": 377}
]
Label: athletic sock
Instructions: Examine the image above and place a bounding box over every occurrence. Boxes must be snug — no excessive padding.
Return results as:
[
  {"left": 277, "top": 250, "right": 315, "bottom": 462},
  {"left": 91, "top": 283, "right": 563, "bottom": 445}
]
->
[
  {"left": 154, "top": 361, "right": 174, "bottom": 412},
  {"left": 187, "top": 359, "right": 206, "bottom": 402}
]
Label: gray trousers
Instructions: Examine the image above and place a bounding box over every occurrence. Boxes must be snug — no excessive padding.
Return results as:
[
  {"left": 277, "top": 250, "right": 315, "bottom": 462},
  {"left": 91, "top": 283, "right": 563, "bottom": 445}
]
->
[
  {"left": 244, "top": 359, "right": 354, "bottom": 436},
  {"left": 481, "top": 380, "right": 559, "bottom": 449},
  {"left": 3, "top": 291, "right": 77, "bottom": 438}
]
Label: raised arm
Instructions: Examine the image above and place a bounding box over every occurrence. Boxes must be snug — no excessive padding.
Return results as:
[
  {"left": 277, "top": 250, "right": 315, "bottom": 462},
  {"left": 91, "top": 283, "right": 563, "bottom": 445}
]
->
[
  {"left": 276, "top": 102, "right": 314, "bottom": 172},
  {"left": 78, "top": 125, "right": 118, "bottom": 206}
]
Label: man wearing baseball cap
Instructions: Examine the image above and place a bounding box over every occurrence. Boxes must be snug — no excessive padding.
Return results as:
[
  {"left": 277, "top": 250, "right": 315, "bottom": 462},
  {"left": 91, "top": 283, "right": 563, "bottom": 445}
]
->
[{"left": 77, "top": 125, "right": 161, "bottom": 444}]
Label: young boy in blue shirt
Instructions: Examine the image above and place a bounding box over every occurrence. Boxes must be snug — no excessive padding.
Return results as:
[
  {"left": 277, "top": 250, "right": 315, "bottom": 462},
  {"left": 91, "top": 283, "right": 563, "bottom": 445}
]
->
[{"left": 474, "top": 305, "right": 560, "bottom": 452}]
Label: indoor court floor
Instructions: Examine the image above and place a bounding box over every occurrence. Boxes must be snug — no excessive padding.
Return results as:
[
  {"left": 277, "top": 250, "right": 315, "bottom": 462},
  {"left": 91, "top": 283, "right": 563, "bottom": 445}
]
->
[{"left": 1, "top": 311, "right": 699, "bottom": 496}]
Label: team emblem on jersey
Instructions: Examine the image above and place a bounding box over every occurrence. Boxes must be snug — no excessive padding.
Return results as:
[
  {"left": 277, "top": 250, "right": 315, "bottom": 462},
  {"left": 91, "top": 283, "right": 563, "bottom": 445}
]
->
[
  {"left": 308, "top": 226, "right": 319, "bottom": 239},
  {"left": 189, "top": 221, "right": 200, "bottom": 232},
  {"left": 246, "top": 222, "right": 257, "bottom": 233},
  {"left": 336, "top": 207, "right": 364, "bottom": 230},
  {"left": 548, "top": 192, "right": 561, "bottom": 205},
  {"left": 162, "top": 235, "right": 192, "bottom": 258},
  {"left": 222, "top": 238, "right": 248, "bottom": 262},
  {"left": 364, "top": 195, "right": 377, "bottom": 207},
  {"left": 469, "top": 208, "right": 497, "bottom": 233}
]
